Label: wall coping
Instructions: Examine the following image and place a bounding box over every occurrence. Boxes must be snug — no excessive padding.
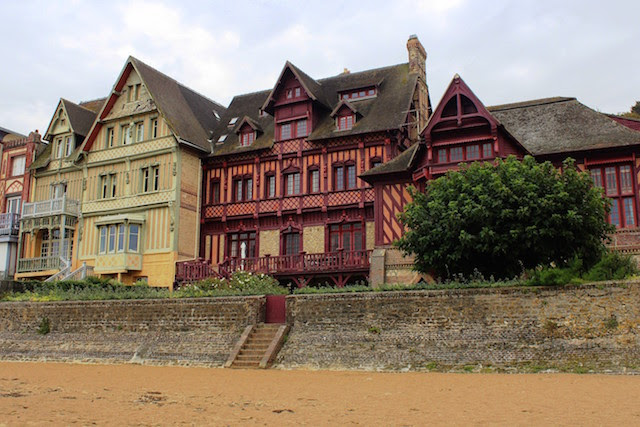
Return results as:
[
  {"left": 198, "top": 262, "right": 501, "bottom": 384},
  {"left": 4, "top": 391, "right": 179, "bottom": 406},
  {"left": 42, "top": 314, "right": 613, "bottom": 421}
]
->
[
  {"left": 0, "top": 295, "right": 266, "bottom": 308},
  {"left": 285, "top": 279, "right": 640, "bottom": 301}
]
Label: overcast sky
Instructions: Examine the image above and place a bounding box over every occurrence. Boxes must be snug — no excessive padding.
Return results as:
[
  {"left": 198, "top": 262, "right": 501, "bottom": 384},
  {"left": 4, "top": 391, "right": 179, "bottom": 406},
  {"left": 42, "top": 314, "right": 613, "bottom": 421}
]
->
[{"left": 1, "top": 0, "right": 639, "bottom": 135}]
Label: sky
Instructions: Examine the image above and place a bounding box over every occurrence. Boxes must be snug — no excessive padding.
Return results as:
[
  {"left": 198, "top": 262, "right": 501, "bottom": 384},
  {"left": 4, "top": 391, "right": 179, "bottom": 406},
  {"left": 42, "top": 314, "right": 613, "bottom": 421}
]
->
[{"left": 1, "top": 0, "right": 639, "bottom": 135}]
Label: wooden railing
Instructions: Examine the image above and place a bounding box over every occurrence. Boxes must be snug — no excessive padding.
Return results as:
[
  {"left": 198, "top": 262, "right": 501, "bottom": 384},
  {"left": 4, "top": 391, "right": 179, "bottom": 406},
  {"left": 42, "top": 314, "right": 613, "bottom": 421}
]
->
[
  {"left": 21, "top": 196, "right": 80, "bottom": 219},
  {"left": 17, "top": 256, "right": 65, "bottom": 273},
  {"left": 177, "top": 250, "right": 372, "bottom": 283},
  {"left": 0, "top": 213, "right": 20, "bottom": 235}
]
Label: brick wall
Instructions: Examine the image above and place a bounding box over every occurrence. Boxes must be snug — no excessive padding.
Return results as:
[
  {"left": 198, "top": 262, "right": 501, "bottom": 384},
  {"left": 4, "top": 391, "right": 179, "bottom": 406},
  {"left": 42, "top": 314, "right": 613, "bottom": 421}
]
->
[
  {"left": 0, "top": 296, "right": 265, "bottom": 366},
  {"left": 277, "top": 282, "right": 640, "bottom": 372}
]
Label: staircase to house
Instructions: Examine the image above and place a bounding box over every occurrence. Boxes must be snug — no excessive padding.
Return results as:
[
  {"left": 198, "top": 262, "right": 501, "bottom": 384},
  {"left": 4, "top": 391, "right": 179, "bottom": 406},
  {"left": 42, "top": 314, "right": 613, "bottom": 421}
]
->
[{"left": 225, "top": 323, "right": 289, "bottom": 369}]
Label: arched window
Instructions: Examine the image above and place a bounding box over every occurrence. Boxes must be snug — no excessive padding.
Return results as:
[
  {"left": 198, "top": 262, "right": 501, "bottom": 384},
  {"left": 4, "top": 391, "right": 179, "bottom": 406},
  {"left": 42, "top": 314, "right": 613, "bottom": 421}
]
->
[{"left": 441, "top": 96, "right": 457, "bottom": 117}]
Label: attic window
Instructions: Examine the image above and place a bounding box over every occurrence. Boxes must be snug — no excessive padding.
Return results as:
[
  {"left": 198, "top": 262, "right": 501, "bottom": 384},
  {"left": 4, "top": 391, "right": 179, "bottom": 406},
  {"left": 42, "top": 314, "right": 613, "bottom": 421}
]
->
[
  {"left": 217, "top": 134, "right": 228, "bottom": 143},
  {"left": 442, "top": 96, "right": 457, "bottom": 117},
  {"left": 461, "top": 95, "right": 478, "bottom": 115},
  {"left": 240, "top": 131, "right": 255, "bottom": 147},
  {"left": 339, "top": 87, "right": 376, "bottom": 101},
  {"left": 228, "top": 117, "right": 238, "bottom": 126},
  {"left": 336, "top": 114, "right": 354, "bottom": 131}
]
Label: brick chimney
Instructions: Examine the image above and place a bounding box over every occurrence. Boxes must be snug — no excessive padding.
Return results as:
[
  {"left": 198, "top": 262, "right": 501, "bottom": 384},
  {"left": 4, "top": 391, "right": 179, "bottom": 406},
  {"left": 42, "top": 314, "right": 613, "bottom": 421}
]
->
[{"left": 406, "top": 35, "right": 431, "bottom": 135}]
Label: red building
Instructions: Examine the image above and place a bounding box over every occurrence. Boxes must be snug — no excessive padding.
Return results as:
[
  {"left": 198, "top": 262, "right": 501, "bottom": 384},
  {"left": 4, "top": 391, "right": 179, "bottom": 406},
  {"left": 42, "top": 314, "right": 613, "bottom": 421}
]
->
[{"left": 186, "top": 36, "right": 431, "bottom": 287}]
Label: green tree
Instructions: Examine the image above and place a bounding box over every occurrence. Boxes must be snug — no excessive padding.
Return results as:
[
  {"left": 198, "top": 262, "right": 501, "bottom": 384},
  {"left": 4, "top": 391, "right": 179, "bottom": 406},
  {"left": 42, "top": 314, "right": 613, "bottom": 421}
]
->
[
  {"left": 632, "top": 101, "right": 640, "bottom": 116},
  {"left": 396, "top": 156, "right": 613, "bottom": 279}
]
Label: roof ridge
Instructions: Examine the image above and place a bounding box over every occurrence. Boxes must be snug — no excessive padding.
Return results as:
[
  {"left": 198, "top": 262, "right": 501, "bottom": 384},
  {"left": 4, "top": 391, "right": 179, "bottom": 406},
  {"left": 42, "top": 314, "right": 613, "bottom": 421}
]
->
[
  {"left": 61, "top": 97, "right": 97, "bottom": 113},
  {"left": 317, "top": 62, "right": 409, "bottom": 82},
  {"left": 488, "top": 97, "right": 575, "bottom": 111}
]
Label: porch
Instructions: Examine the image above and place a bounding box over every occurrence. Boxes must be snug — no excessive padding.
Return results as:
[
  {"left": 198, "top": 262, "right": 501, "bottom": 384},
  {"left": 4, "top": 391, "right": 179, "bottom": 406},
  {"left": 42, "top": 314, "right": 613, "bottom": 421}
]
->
[
  {"left": 17, "top": 256, "right": 67, "bottom": 275},
  {"left": 176, "top": 249, "right": 372, "bottom": 288}
]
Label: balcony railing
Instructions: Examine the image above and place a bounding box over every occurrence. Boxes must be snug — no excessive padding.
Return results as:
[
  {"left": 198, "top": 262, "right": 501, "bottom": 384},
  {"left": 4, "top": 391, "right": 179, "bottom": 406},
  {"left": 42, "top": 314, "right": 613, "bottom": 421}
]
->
[
  {"left": 17, "top": 256, "right": 65, "bottom": 273},
  {"left": 21, "top": 196, "right": 80, "bottom": 219},
  {"left": 176, "top": 250, "right": 372, "bottom": 283},
  {"left": 0, "top": 213, "right": 20, "bottom": 235}
]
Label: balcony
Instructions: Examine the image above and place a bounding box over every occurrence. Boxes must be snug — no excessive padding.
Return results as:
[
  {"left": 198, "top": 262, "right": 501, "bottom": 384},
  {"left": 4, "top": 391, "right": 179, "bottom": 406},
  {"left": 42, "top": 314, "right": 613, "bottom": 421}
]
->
[
  {"left": 0, "top": 213, "right": 20, "bottom": 236},
  {"left": 21, "top": 196, "right": 80, "bottom": 219},
  {"left": 17, "top": 256, "right": 65, "bottom": 274},
  {"left": 176, "top": 250, "right": 372, "bottom": 287}
]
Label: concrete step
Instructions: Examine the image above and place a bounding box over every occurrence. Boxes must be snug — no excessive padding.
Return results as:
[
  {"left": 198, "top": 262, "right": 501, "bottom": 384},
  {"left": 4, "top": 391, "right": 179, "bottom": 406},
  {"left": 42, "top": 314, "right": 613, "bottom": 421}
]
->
[
  {"left": 231, "top": 361, "right": 260, "bottom": 368},
  {"left": 235, "top": 354, "right": 263, "bottom": 361},
  {"left": 239, "top": 349, "right": 267, "bottom": 356}
]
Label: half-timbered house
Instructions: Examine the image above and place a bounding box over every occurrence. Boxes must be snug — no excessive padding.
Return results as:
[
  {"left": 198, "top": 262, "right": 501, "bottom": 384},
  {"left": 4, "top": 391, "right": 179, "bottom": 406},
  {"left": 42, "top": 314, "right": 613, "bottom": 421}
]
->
[
  {"left": 189, "top": 36, "right": 431, "bottom": 287},
  {"left": 361, "top": 75, "right": 640, "bottom": 285}
]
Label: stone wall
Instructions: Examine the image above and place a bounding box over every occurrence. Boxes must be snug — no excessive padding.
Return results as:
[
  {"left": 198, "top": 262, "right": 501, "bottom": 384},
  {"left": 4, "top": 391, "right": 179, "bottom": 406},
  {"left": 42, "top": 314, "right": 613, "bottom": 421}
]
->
[
  {"left": 0, "top": 296, "right": 265, "bottom": 366},
  {"left": 276, "top": 282, "right": 640, "bottom": 372}
]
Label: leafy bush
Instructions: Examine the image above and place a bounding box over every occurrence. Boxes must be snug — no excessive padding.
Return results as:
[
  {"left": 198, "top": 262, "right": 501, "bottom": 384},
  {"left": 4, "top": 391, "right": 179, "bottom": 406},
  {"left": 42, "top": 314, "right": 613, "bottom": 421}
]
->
[
  {"left": 583, "top": 251, "right": 638, "bottom": 282},
  {"left": 174, "top": 271, "right": 286, "bottom": 297},
  {"left": 396, "top": 156, "right": 613, "bottom": 280}
]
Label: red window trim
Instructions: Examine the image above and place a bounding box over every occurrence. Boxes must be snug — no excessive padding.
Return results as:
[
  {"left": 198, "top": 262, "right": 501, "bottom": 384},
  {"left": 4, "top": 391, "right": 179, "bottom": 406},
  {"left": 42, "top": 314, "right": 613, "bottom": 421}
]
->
[
  {"left": 435, "top": 142, "right": 494, "bottom": 164},
  {"left": 307, "top": 166, "right": 320, "bottom": 193},
  {"left": 232, "top": 174, "right": 253, "bottom": 202},
  {"left": 240, "top": 131, "right": 255, "bottom": 147},
  {"left": 590, "top": 164, "right": 637, "bottom": 228},
  {"left": 327, "top": 221, "right": 365, "bottom": 252},
  {"left": 339, "top": 87, "right": 377, "bottom": 101},
  {"left": 226, "top": 230, "right": 257, "bottom": 258},
  {"left": 264, "top": 173, "right": 276, "bottom": 199},
  {"left": 280, "top": 230, "right": 302, "bottom": 256},
  {"left": 333, "top": 162, "right": 357, "bottom": 191},
  {"left": 283, "top": 170, "right": 301, "bottom": 196},
  {"left": 209, "top": 178, "right": 220, "bottom": 204},
  {"left": 277, "top": 118, "right": 309, "bottom": 141}
]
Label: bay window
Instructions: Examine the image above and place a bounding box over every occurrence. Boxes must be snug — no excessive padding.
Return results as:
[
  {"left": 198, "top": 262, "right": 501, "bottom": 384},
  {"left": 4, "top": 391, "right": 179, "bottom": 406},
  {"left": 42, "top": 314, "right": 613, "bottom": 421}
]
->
[
  {"left": 98, "top": 223, "right": 141, "bottom": 254},
  {"left": 590, "top": 164, "right": 637, "bottom": 228}
]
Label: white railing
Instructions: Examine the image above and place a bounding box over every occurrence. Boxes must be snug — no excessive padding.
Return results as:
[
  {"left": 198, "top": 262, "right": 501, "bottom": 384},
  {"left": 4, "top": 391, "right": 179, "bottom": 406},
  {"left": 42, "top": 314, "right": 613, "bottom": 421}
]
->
[
  {"left": 17, "top": 256, "right": 65, "bottom": 273},
  {"left": 21, "top": 196, "right": 80, "bottom": 219},
  {"left": 44, "top": 258, "right": 72, "bottom": 282},
  {"left": 0, "top": 213, "right": 20, "bottom": 235}
]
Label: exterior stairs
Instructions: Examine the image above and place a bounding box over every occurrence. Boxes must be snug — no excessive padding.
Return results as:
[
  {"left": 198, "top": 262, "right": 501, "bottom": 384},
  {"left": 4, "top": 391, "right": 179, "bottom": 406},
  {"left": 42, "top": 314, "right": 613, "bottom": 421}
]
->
[{"left": 225, "top": 323, "right": 289, "bottom": 369}]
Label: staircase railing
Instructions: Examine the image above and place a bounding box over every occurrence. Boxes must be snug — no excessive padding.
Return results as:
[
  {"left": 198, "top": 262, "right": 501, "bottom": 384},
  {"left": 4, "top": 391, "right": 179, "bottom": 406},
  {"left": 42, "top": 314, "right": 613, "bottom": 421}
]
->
[{"left": 44, "top": 258, "right": 71, "bottom": 282}]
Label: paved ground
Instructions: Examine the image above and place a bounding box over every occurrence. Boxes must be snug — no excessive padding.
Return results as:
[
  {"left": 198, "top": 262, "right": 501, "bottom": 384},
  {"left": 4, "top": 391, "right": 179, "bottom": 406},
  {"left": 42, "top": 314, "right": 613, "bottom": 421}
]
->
[{"left": 0, "top": 362, "right": 639, "bottom": 425}]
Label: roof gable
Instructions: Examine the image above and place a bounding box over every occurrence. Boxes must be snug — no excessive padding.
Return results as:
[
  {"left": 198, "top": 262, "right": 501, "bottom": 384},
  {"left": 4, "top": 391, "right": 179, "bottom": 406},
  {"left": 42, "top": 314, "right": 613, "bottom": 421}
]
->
[
  {"left": 261, "top": 61, "right": 329, "bottom": 114},
  {"left": 82, "top": 56, "right": 226, "bottom": 153}
]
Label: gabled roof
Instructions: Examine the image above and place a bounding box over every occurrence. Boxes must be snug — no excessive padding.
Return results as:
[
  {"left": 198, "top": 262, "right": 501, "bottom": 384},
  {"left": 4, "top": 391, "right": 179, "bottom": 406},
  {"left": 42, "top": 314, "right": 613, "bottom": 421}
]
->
[
  {"left": 330, "top": 99, "right": 359, "bottom": 117},
  {"left": 210, "top": 62, "right": 417, "bottom": 158},
  {"left": 489, "top": 98, "right": 640, "bottom": 155},
  {"left": 261, "top": 61, "right": 330, "bottom": 114},
  {"left": 360, "top": 143, "right": 421, "bottom": 181},
  {"left": 235, "top": 116, "right": 262, "bottom": 133},
  {"left": 43, "top": 98, "right": 100, "bottom": 142},
  {"left": 83, "top": 56, "right": 226, "bottom": 153}
]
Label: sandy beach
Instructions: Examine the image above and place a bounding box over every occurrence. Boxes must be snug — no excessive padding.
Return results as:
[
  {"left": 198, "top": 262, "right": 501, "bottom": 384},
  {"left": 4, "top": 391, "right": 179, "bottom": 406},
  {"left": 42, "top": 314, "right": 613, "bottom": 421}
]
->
[{"left": 0, "top": 362, "right": 639, "bottom": 425}]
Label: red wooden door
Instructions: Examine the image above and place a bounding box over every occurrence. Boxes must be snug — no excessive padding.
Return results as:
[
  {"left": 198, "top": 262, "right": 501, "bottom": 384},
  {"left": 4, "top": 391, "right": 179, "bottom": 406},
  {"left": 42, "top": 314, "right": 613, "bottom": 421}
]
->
[{"left": 265, "top": 295, "right": 286, "bottom": 324}]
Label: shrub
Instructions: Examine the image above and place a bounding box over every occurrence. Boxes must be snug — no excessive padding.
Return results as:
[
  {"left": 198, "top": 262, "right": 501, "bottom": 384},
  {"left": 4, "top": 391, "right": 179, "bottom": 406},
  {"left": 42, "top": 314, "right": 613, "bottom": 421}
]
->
[
  {"left": 37, "top": 317, "right": 50, "bottom": 335},
  {"left": 396, "top": 156, "right": 613, "bottom": 279},
  {"left": 583, "top": 251, "right": 638, "bottom": 282}
]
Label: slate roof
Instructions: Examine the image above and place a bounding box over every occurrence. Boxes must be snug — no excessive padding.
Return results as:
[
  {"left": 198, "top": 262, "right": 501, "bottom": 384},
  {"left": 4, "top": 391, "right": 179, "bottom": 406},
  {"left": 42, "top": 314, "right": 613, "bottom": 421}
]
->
[
  {"left": 360, "top": 143, "right": 421, "bottom": 179},
  {"left": 489, "top": 98, "right": 640, "bottom": 156},
  {"left": 78, "top": 98, "right": 107, "bottom": 113},
  {"left": 0, "top": 126, "right": 25, "bottom": 141},
  {"left": 61, "top": 98, "right": 101, "bottom": 138},
  {"left": 131, "top": 57, "right": 226, "bottom": 152},
  {"left": 210, "top": 63, "right": 417, "bottom": 157}
]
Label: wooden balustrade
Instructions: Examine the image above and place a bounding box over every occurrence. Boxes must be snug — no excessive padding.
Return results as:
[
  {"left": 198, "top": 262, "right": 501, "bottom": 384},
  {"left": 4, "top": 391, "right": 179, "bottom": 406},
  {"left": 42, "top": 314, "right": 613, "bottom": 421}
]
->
[
  {"left": 21, "top": 196, "right": 80, "bottom": 219},
  {"left": 17, "top": 256, "right": 64, "bottom": 273}
]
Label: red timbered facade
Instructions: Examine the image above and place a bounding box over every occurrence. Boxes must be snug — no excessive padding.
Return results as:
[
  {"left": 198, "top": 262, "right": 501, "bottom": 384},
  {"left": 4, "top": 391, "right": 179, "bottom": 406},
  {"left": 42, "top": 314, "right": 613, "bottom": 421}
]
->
[{"left": 188, "top": 36, "right": 431, "bottom": 287}]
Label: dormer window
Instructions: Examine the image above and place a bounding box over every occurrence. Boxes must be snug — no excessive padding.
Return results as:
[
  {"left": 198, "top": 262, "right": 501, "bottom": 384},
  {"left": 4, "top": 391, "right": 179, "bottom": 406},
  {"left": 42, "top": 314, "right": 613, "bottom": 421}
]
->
[
  {"left": 277, "top": 119, "right": 308, "bottom": 141},
  {"left": 228, "top": 117, "right": 238, "bottom": 126},
  {"left": 240, "top": 131, "right": 255, "bottom": 147},
  {"left": 337, "top": 115, "right": 354, "bottom": 131},
  {"left": 339, "top": 87, "right": 376, "bottom": 101}
]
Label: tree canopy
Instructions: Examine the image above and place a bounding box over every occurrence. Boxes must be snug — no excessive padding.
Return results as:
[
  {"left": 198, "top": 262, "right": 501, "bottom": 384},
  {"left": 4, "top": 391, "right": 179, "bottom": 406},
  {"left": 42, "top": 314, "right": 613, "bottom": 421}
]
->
[{"left": 396, "top": 156, "right": 613, "bottom": 279}]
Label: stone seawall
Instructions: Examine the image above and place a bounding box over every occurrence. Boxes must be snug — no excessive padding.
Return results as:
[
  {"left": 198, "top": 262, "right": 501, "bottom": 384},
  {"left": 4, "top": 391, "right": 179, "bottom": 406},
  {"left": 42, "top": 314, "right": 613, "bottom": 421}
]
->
[
  {"left": 276, "top": 282, "right": 640, "bottom": 372},
  {"left": 0, "top": 297, "right": 265, "bottom": 366}
]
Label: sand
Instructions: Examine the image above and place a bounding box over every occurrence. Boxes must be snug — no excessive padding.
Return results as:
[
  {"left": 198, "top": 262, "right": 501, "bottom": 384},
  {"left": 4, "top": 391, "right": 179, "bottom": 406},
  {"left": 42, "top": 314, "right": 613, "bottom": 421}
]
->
[{"left": 0, "top": 362, "right": 639, "bottom": 426}]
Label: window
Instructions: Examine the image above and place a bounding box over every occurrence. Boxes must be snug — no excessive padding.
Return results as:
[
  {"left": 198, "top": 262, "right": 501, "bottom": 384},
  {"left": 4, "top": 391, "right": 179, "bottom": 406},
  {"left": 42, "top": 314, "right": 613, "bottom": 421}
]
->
[
  {"left": 99, "top": 173, "right": 117, "bottom": 199},
  {"left": 228, "top": 232, "right": 256, "bottom": 258},
  {"left": 135, "top": 122, "right": 144, "bottom": 142},
  {"left": 333, "top": 164, "right": 357, "bottom": 190},
  {"left": 466, "top": 145, "right": 479, "bottom": 160},
  {"left": 228, "top": 117, "right": 238, "bottom": 126},
  {"left": 590, "top": 165, "right": 637, "bottom": 228},
  {"left": 437, "top": 149, "right": 447, "bottom": 163},
  {"left": 370, "top": 158, "right": 382, "bottom": 169},
  {"left": 6, "top": 196, "right": 20, "bottom": 214},
  {"left": 98, "top": 223, "right": 140, "bottom": 254},
  {"left": 450, "top": 147, "right": 463, "bottom": 162},
  {"left": 129, "top": 224, "right": 139, "bottom": 252},
  {"left": 294, "top": 87, "right": 301, "bottom": 98},
  {"left": 11, "top": 156, "right": 25, "bottom": 176},
  {"left": 127, "top": 84, "right": 141, "bottom": 102},
  {"left": 482, "top": 143, "right": 493, "bottom": 158},
  {"left": 240, "top": 131, "right": 255, "bottom": 147},
  {"left": 233, "top": 176, "right": 253, "bottom": 201},
  {"left": 308, "top": 168, "right": 320, "bottom": 193},
  {"left": 284, "top": 172, "right": 301, "bottom": 196},
  {"left": 141, "top": 165, "right": 160, "bottom": 193},
  {"left": 282, "top": 232, "right": 300, "bottom": 255},
  {"left": 339, "top": 87, "right": 376, "bottom": 100},
  {"left": 121, "top": 125, "right": 132, "bottom": 145},
  {"left": 329, "top": 222, "right": 363, "bottom": 252},
  {"left": 151, "top": 118, "right": 158, "bottom": 139},
  {"left": 337, "top": 115, "right": 354, "bottom": 130},
  {"left": 65, "top": 136, "right": 73, "bottom": 156},
  {"left": 51, "top": 183, "right": 67, "bottom": 199},
  {"left": 286, "top": 89, "right": 293, "bottom": 99},
  {"left": 210, "top": 179, "right": 220, "bottom": 204},
  {"left": 56, "top": 137, "right": 64, "bottom": 158},
  {"left": 280, "top": 123, "right": 292, "bottom": 140},
  {"left": 217, "top": 134, "right": 227, "bottom": 143},
  {"left": 106, "top": 127, "right": 115, "bottom": 148},
  {"left": 265, "top": 174, "right": 276, "bottom": 198},
  {"left": 296, "top": 119, "right": 308, "bottom": 137}
]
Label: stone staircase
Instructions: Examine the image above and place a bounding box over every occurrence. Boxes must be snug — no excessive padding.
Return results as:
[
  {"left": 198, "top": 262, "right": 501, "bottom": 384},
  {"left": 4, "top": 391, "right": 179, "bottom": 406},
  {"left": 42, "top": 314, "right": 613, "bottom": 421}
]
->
[{"left": 225, "top": 323, "right": 288, "bottom": 369}]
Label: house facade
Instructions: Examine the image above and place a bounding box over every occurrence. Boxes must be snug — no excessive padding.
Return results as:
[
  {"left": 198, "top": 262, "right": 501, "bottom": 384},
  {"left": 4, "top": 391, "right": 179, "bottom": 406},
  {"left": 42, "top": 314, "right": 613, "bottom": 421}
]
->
[
  {"left": 187, "top": 36, "right": 431, "bottom": 288},
  {"left": 0, "top": 129, "right": 43, "bottom": 278}
]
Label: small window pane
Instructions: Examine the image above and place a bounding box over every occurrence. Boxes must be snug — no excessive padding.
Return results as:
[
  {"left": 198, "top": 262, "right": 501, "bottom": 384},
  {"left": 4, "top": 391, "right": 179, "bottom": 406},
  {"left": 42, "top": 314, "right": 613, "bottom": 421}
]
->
[
  {"left": 624, "top": 198, "right": 636, "bottom": 227},
  {"left": 590, "top": 169, "right": 603, "bottom": 188},
  {"left": 347, "top": 165, "right": 356, "bottom": 189},
  {"left": 129, "top": 224, "right": 139, "bottom": 252},
  {"left": 310, "top": 169, "right": 319, "bottom": 193},
  {"left": 99, "top": 227, "right": 107, "bottom": 253},
  {"left": 620, "top": 165, "right": 632, "bottom": 193},
  {"left": 281, "top": 123, "right": 291, "bottom": 140},
  {"left": 108, "top": 225, "right": 116, "bottom": 252},
  {"left": 605, "top": 167, "right": 617, "bottom": 195},
  {"left": 438, "top": 149, "right": 447, "bottom": 163},
  {"left": 466, "top": 145, "right": 479, "bottom": 160},
  {"left": 610, "top": 199, "right": 621, "bottom": 227},
  {"left": 117, "top": 224, "right": 125, "bottom": 252},
  {"left": 482, "top": 143, "right": 492, "bottom": 158},
  {"left": 450, "top": 147, "right": 463, "bottom": 162},
  {"left": 246, "top": 178, "right": 253, "bottom": 200},
  {"left": 297, "top": 119, "right": 308, "bottom": 137},
  {"left": 335, "top": 166, "right": 344, "bottom": 190}
]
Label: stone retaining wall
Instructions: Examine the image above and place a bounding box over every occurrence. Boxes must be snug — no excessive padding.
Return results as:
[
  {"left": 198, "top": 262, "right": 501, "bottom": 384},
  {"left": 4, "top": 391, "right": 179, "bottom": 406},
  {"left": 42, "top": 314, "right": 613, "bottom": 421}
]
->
[
  {"left": 0, "top": 296, "right": 265, "bottom": 366},
  {"left": 276, "top": 282, "right": 640, "bottom": 372}
]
